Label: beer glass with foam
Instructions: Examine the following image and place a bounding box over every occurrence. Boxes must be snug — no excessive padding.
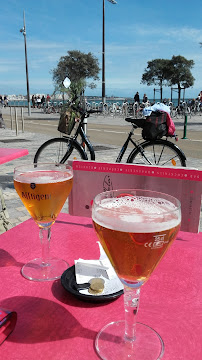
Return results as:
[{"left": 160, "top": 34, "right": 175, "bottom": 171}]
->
[
  {"left": 14, "top": 163, "right": 73, "bottom": 281},
  {"left": 92, "top": 189, "right": 181, "bottom": 360}
]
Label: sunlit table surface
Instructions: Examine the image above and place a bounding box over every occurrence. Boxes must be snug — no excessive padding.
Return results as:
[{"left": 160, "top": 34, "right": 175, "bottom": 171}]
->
[
  {"left": 0, "top": 213, "right": 201, "bottom": 360},
  {"left": 0, "top": 148, "right": 29, "bottom": 165}
]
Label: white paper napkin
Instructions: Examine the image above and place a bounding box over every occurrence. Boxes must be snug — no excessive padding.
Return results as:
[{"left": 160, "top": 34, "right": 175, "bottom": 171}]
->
[{"left": 74, "top": 242, "right": 124, "bottom": 296}]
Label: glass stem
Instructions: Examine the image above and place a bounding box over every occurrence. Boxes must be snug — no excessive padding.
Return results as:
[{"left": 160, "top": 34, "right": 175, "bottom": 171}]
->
[
  {"left": 124, "top": 285, "right": 141, "bottom": 342},
  {"left": 39, "top": 227, "right": 51, "bottom": 266}
]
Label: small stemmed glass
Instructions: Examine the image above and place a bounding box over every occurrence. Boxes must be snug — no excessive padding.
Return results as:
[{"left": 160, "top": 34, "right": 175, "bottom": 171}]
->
[
  {"left": 92, "top": 189, "right": 181, "bottom": 360},
  {"left": 14, "top": 163, "right": 73, "bottom": 281}
]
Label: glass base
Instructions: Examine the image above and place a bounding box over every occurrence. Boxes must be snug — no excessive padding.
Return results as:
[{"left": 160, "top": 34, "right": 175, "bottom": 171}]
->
[
  {"left": 95, "top": 320, "right": 164, "bottom": 360},
  {"left": 21, "top": 257, "right": 69, "bottom": 281}
]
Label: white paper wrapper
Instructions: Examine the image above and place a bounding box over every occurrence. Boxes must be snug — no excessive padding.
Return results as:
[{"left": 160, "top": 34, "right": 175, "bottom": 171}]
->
[{"left": 75, "top": 242, "right": 124, "bottom": 296}]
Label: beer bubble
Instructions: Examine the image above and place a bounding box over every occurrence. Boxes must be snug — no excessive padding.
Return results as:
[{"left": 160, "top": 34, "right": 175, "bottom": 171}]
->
[
  {"left": 15, "top": 170, "right": 73, "bottom": 184},
  {"left": 93, "top": 196, "right": 181, "bottom": 233}
]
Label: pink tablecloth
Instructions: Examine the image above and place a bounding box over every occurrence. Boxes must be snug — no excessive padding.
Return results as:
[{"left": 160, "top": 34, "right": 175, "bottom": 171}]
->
[
  {"left": 0, "top": 148, "right": 29, "bottom": 165},
  {"left": 0, "top": 213, "right": 201, "bottom": 360}
]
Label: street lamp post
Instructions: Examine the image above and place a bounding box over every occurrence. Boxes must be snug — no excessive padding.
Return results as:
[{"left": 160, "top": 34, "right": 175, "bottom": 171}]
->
[
  {"left": 20, "top": 11, "right": 31, "bottom": 116},
  {"left": 102, "top": 0, "right": 117, "bottom": 105}
]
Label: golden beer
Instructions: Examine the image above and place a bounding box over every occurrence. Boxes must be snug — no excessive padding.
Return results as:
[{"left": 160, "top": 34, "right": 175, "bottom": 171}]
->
[
  {"left": 14, "top": 170, "right": 73, "bottom": 227},
  {"left": 92, "top": 195, "right": 181, "bottom": 284}
]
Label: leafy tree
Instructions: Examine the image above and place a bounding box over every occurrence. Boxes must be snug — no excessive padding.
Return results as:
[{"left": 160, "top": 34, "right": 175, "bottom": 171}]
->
[
  {"left": 52, "top": 50, "right": 100, "bottom": 96},
  {"left": 167, "top": 55, "right": 195, "bottom": 105},
  {"left": 141, "top": 59, "right": 170, "bottom": 101},
  {"left": 141, "top": 56, "right": 195, "bottom": 105}
]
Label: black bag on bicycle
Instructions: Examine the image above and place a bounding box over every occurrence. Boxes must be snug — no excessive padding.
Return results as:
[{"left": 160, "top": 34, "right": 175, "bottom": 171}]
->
[
  {"left": 142, "top": 111, "right": 167, "bottom": 140},
  {"left": 58, "top": 108, "right": 80, "bottom": 135}
]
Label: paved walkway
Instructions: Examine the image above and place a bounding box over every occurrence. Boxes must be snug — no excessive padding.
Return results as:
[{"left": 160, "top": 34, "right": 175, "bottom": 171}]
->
[{"left": 0, "top": 107, "right": 202, "bottom": 231}]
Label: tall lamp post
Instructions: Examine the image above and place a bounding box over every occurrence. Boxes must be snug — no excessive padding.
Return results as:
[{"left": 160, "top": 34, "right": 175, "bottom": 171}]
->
[
  {"left": 20, "top": 11, "right": 31, "bottom": 116},
  {"left": 102, "top": 0, "right": 117, "bottom": 105}
]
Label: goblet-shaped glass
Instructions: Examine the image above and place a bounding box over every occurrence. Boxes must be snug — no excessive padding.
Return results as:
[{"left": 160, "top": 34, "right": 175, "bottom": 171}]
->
[
  {"left": 92, "top": 189, "right": 181, "bottom": 360},
  {"left": 14, "top": 163, "right": 73, "bottom": 281}
]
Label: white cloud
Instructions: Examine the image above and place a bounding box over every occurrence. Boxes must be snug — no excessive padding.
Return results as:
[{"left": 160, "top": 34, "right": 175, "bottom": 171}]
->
[
  {"left": 123, "top": 24, "right": 202, "bottom": 43},
  {"left": 1, "top": 22, "right": 201, "bottom": 98}
]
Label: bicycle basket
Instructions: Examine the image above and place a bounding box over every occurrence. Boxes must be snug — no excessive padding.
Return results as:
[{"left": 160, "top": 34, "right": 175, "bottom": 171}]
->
[
  {"left": 58, "top": 108, "right": 80, "bottom": 135},
  {"left": 142, "top": 111, "right": 167, "bottom": 140}
]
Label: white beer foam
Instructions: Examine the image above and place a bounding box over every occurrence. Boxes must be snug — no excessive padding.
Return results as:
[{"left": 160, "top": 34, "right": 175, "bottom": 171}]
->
[
  {"left": 93, "top": 196, "right": 181, "bottom": 233},
  {"left": 15, "top": 170, "right": 73, "bottom": 184}
]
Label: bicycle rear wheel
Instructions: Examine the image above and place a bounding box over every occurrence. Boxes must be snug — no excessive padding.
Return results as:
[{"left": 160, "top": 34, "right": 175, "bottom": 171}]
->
[
  {"left": 34, "top": 137, "right": 88, "bottom": 164},
  {"left": 127, "top": 139, "right": 186, "bottom": 167}
]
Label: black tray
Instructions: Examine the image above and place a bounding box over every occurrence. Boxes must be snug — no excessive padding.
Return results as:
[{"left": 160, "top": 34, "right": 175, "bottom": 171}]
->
[{"left": 61, "top": 265, "right": 123, "bottom": 303}]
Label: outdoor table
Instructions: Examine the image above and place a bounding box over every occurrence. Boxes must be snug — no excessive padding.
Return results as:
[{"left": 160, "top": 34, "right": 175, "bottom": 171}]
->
[
  {"left": 0, "top": 213, "right": 201, "bottom": 360},
  {"left": 0, "top": 148, "right": 29, "bottom": 165}
]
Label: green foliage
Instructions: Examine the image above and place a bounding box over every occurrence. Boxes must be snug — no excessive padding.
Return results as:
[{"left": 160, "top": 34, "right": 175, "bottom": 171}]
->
[
  {"left": 141, "top": 55, "right": 195, "bottom": 104},
  {"left": 141, "top": 59, "right": 170, "bottom": 87},
  {"left": 52, "top": 50, "right": 100, "bottom": 90},
  {"left": 141, "top": 59, "right": 171, "bottom": 100},
  {"left": 167, "top": 55, "right": 195, "bottom": 88}
]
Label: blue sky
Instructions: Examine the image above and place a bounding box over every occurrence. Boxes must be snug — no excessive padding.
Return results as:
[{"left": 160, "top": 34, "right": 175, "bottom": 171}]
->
[{"left": 0, "top": 0, "right": 202, "bottom": 100}]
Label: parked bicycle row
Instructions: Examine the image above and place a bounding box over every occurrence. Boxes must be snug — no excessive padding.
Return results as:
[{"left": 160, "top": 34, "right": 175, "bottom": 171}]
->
[
  {"left": 83, "top": 97, "right": 201, "bottom": 119},
  {"left": 40, "top": 101, "right": 63, "bottom": 114},
  {"left": 86, "top": 101, "right": 145, "bottom": 118},
  {"left": 170, "top": 99, "right": 202, "bottom": 118}
]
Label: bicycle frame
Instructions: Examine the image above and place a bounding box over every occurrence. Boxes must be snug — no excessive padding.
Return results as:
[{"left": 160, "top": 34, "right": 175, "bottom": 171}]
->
[
  {"left": 115, "top": 125, "right": 139, "bottom": 162},
  {"left": 63, "top": 115, "right": 95, "bottom": 161},
  {"left": 74, "top": 117, "right": 139, "bottom": 163},
  {"left": 75, "top": 120, "right": 154, "bottom": 164},
  {"left": 59, "top": 105, "right": 186, "bottom": 167},
  {"left": 79, "top": 125, "right": 95, "bottom": 160}
]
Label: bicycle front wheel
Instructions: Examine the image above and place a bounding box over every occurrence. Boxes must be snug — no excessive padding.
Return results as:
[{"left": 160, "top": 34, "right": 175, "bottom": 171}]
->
[
  {"left": 34, "top": 137, "right": 88, "bottom": 164},
  {"left": 127, "top": 139, "right": 186, "bottom": 167}
]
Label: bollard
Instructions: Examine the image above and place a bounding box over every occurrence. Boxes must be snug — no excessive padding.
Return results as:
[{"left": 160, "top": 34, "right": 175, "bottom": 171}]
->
[
  {"left": 15, "top": 107, "right": 19, "bottom": 136},
  {"left": 182, "top": 113, "right": 188, "bottom": 139},
  {"left": 10, "top": 107, "right": 13, "bottom": 130},
  {"left": 21, "top": 107, "right": 24, "bottom": 132}
]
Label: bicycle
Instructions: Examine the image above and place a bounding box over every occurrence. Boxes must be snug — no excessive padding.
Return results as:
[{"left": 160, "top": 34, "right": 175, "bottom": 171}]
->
[
  {"left": 34, "top": 104, "right": 187, "bottom": 167},
  {"left": 172, "top": 102, "right": 191, "bottom": 119}
]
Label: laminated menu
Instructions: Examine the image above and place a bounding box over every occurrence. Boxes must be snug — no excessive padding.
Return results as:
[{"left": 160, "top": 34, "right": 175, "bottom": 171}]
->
[{"left": 69, "top": 161, "right": 202, "bottom": 233}]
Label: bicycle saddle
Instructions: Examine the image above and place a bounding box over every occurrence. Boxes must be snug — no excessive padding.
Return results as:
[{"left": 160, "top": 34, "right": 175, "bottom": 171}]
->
[{"left": 125, "top": 118, "right": 145, "bottom": 128}]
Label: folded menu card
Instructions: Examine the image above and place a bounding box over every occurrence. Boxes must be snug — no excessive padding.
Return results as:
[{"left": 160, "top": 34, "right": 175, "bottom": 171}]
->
[{"left": 69, "top": 161, "right": 202, "bottom": 233}]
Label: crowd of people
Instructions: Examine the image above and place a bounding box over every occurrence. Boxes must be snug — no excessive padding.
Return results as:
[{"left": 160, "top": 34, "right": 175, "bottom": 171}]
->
[
  {"left": 31, "top": 94, "right": 51, "bottom": 108},
  {"left": 134, "top": 92, "right": 149, "bottom": 104}
]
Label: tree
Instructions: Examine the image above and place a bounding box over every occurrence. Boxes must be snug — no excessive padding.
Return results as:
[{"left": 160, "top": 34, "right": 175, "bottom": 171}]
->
[
  {"left": 167, "top": 55, "right": 195, "bottom": 105},
  {"left": 141, "top": 56, "right": 195, "bottom": 105},
  {"left": 141, "top": 59, "right": 170, "bottom": 101},
  {"left": 52, "top": 50, "right": 100, "bottom": 95}
]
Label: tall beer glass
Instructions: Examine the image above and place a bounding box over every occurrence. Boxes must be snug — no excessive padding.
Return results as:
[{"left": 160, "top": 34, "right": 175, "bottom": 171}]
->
[
  {"left": 92, "top": 189, "right": 181, "bottom": 360},
  {"left": 14, "top": 163, "right": 73, "bottom": 281}
]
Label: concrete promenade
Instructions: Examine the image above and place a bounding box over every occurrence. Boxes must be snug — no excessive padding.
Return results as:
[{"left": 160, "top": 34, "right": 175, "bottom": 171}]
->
[{"left": 0, "top": 106, "right": 202, "bottom": 231}]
